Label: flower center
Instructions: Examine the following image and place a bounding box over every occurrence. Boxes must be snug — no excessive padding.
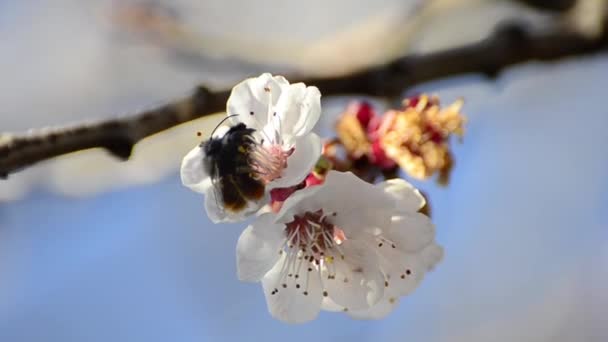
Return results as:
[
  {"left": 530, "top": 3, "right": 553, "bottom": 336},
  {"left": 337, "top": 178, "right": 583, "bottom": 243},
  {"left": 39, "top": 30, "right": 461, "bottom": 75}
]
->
[
  {"left": 248, "top": 143, "right": 293, "bottom": 184},
  {"left": 284, "top": 210, "right": 342, "bottom": 259},
  {"left": 268, "top": 210, "right": 346, "bottom": 298}
]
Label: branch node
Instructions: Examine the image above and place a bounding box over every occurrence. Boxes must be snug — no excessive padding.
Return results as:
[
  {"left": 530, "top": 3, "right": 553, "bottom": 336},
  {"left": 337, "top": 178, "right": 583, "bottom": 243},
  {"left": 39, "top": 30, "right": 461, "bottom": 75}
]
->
[{"left": 102, "top": 138, "right": 134, "bottom": 160}]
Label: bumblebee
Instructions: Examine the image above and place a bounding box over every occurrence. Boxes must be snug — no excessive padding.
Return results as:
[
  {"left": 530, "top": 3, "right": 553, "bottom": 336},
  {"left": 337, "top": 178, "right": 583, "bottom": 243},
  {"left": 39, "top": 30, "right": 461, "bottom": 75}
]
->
[{"left": 202, "top": 122, "right": 265, "bottom": 212}]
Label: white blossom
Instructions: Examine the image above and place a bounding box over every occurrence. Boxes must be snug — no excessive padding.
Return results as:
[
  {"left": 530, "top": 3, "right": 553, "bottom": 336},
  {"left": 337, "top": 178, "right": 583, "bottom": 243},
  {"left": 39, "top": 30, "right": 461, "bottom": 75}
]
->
[
  {"left": 236, "top": 171, "right": 442, "bottom": 323},
  {"left": 181, "top": 73, "right": 322, "bottom": 222}
]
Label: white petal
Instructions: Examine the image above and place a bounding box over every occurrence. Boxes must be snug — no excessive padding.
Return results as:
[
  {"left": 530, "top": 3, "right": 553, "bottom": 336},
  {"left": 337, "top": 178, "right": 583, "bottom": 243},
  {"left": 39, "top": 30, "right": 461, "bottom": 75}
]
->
[
  {"left": 386, "top": 213, "right": 435, "bottom": 253},
  {"left": 204, "top": 186, "right": 267, "bottom": 223},
  {"left": 321, "top": 297, "right": 344, "bottom": 312},
  {"left": 378, "top": 178, "right": 426, "bottom": 212},
  {"left": 419, "top": 243, "right": 444, "bottom": 271},
  {"left": 347, "top": 288, "right": 400, "bottom": 320},
  {"left": 268, "top": 133, "right": 322, "bottom": 189},
  {"left": 261, "top": 253, "right": 323, "bottom": 323},
  {"left": 374, "top": 244, "right": 426, "bottom": 297},
  {"left": 323, "top": 240, "right": 384, "bottom": 310},
  {"left": 274, "top": 83, "right": 321, "bottom": 138},
  {"left": 236, "top": 213, "right": 286, "bottom": 282},
  {"left": 227, "top": 73, "right": 288, "bottom": 131},
  {"left": 180, "top": 146, "right": 210, "bottom": 193},
  {"left": 276, "top": 171, "right": 394, "bottom": 235}
]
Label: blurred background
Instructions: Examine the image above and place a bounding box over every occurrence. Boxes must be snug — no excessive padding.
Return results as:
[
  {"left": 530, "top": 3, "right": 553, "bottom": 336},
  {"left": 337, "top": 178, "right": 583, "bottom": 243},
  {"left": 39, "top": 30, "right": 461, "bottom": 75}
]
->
[{"left": 1, "top": 0, "right": 607, "bottom": 341}]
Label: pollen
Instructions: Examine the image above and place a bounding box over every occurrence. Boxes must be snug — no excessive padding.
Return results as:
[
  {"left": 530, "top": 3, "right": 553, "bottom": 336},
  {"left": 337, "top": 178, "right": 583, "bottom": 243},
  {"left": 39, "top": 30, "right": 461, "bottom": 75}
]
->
[
  {"left": 284, "top": 210, "right": 341, "bottom": 262},
  {"left": 249, "top": 143, "right": 292, "bottom": 185}
]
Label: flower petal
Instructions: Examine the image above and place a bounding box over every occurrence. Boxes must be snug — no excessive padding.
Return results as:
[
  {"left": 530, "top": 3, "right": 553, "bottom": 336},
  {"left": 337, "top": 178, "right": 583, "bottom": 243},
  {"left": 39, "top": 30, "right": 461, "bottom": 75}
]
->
[
  {"left": 320, "top": 297, "right": 344, "bottom": 312},
  {"left": 374, "top": 244, "right": 426, "bottom": 297},
  {"left": 276, "top": 171, "right": 394, "bottom": 235},
  {"left": 274, "top": 83, "right": 321, "bottom": 139},
  {"left": 268, "top": 133, "right": 322, "bottom": 189},
  {"left": 262, "top": 253, "right": 323, "bottom": 323},
  {"left": 204, "top": 186, "right": 267, "bottom": 223},
  {"left": 419, "top": 243, "right": 444, "bottom": 271},
  {"left": 227, "top": 73, "right": 288, "bottom": 131},
  {"left": 378, "top": 178, "right": 426, "bottom": 212},
  {"left": 236, "top": 213, "right": 286, "bottom": 282},
  {"left": 347, "top": 287, "right": 400, "bottom": 320},
  {"left": 386, "top": 213, "right": 435, "bottom": 253},
  {"left": 180, "top": 146, "right": 211, "bottom": 193},
  {"left": 323, "top": 240, "right": 384, "bottom": 310}
]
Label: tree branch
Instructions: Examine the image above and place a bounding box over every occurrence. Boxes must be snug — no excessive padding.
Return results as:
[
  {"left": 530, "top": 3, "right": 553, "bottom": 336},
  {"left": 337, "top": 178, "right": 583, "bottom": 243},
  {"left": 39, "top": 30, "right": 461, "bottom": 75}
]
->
[
  {"left": 514, "top": 0, "right": 577, "bottom": 12},
  {"left": 1, "top": 21, "right": 607, "bottom": 178}
]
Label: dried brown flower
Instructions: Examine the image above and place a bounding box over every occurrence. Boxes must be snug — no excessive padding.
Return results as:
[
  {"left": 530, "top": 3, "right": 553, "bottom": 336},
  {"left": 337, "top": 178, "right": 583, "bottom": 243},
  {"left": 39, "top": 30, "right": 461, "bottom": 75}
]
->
[{"left": 379, "top": 95, "right": 465, "bottom": 183}]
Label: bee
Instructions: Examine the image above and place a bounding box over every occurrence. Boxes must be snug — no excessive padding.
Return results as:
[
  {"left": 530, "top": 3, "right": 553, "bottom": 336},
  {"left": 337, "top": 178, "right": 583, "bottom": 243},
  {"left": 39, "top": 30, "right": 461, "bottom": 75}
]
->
[{"left": 201, "top": 117, "right": 266, "bottom": 213}]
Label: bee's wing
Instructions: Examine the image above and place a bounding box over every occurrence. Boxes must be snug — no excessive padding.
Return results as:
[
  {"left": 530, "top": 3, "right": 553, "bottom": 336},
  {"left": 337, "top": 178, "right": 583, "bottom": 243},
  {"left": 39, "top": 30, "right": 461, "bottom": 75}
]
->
[{"left": 210, "top": 163, "right": 224, "bottom": 214}]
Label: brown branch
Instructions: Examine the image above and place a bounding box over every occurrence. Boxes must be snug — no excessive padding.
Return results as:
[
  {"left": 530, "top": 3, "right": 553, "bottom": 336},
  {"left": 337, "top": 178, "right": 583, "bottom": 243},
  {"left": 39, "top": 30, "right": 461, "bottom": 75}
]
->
[
  {"left": 514, "top": 0, "right": 577, "bottom": 12},
  {"left": 1, "top": 21, "right": 607, "bottom": 178}
]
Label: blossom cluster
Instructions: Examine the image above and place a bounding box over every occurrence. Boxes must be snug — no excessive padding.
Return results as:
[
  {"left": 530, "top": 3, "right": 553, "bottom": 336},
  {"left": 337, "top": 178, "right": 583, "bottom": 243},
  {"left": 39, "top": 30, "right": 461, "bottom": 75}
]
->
[
  {"left": 336, "top": 95, "right": 465, "bottom": 184},
  {"left": 181, "top": 74, "right": 443, "bottom": 323}
]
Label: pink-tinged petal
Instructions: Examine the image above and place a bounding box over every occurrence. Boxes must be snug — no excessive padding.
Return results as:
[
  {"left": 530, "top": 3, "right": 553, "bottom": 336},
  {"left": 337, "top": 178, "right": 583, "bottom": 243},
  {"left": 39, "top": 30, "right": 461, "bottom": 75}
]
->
[
  {"left": 268, "top": 133, "right": 322, "bottom": 189},
  {"left": 355, "top": 101, "right": 376, "bottom": 128},
  {"left": 304, "top": 173, "right": 324, "bottom": 187},
  {"left": 369, "top": 139, "right": 396, "bottom": 169},
  {"left": 262, "top": 253, "right": 323, "bottom": 323},
  {"left": 236, "top": 213, "right": 286, "bottom": 282}
]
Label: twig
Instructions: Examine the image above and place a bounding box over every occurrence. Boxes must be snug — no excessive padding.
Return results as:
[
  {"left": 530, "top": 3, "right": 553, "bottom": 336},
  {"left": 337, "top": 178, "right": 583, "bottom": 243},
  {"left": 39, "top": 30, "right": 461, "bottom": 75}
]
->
[
  {"left": 1, "top": 21, "right": 607, "bottom": 178},
  {"left": 514, "top": 0, "right": 577, "bottom": 12}
]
